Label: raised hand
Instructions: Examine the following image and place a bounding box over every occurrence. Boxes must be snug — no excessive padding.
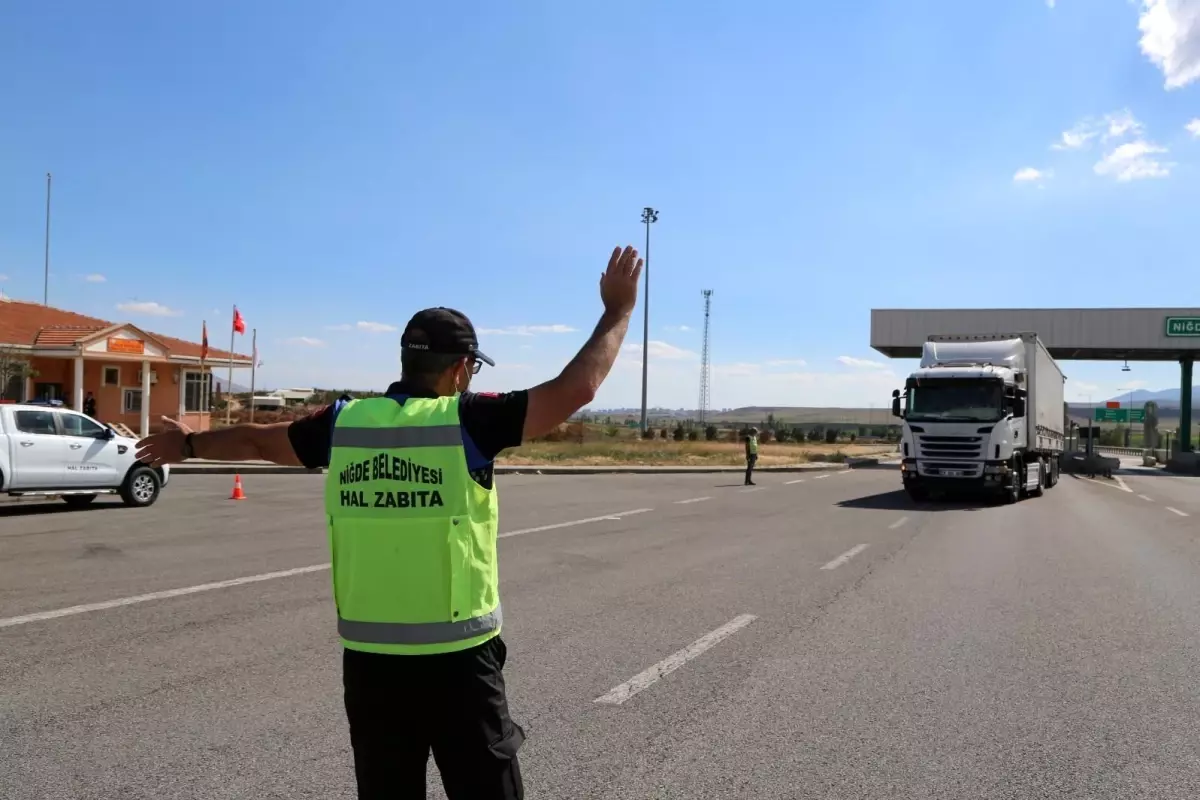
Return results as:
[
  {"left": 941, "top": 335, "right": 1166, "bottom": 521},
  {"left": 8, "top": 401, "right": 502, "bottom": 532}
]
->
[{"left": 599, "top": 245, "right": 643, "bottom": 317}]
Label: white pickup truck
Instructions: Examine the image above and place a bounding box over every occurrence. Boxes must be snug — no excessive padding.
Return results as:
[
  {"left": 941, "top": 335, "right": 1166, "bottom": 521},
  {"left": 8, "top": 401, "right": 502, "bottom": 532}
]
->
[{"left": 0, "top": 402, "right": 169, "bottom": 508}]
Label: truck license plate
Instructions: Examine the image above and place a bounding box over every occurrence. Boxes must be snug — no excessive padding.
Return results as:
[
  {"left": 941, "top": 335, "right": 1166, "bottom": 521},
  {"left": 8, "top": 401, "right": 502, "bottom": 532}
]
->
[{"left": 942, "top": 470, "right": 963, "bottom": 477}]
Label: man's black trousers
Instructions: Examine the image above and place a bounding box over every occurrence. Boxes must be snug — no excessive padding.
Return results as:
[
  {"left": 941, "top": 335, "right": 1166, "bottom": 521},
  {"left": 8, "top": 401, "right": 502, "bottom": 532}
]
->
[
  {"left": 745, "top": 454, "right": 758, "bottom": 484},
  {"left": 343, "top": 636, "right": 525, "bottom": 799}
]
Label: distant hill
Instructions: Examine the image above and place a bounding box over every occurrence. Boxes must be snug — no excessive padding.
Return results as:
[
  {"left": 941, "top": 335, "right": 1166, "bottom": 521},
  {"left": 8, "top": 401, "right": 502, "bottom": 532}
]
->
[{"left": 1104, "top": 386, "right": 1200, "bottom": 407}]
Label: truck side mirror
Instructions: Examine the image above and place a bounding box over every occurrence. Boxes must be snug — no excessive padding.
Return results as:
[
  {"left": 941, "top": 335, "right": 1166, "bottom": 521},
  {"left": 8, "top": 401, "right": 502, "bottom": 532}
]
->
[
  {"left": 891, "top": 389, "right": 902, "bottom": 418},
  {"left": 1013, "top": 398, "right": 1026, "bottom": 417}
]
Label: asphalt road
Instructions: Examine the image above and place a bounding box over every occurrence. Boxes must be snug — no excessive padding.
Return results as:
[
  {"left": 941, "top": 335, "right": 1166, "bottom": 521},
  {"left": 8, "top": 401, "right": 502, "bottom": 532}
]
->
[{"left": 3, "top": 466, "right": 1200, "bottom": 798}]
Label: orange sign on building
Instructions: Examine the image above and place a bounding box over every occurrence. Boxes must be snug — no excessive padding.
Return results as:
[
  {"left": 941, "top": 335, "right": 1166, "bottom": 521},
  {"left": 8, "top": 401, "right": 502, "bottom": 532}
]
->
[{"left": 107, "top": 337, "right": 146, "bottom": 355}]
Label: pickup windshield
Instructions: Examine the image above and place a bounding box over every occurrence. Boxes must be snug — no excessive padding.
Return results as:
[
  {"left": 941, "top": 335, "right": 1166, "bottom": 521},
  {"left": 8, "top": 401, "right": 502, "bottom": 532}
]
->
[{"left": 906, "top": 380, "right": 1005, "bottom": 423}]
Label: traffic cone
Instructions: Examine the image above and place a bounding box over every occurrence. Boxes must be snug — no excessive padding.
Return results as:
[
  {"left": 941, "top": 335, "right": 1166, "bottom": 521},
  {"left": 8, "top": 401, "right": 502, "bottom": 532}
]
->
[{"left": 229, "top": 474, "right": 247, "bottom": 501}]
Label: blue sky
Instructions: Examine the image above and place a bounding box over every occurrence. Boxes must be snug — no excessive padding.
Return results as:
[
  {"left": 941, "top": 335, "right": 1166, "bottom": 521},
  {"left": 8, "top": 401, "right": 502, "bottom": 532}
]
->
[{"left": 2, "top": 0, "right": 1199, "bottom": 409}]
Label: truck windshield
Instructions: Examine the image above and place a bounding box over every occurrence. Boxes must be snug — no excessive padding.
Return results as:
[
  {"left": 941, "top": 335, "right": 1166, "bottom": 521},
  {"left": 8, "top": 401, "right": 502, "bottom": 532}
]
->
[{"left": 906, "top": 381, "right": 1004, "bottom": 422}]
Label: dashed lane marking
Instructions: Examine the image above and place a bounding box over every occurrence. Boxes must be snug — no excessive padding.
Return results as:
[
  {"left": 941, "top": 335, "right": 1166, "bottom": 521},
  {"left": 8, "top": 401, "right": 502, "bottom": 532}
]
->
[
  {"left": 594, "top": 614, "right": 758, "bottom": 705},
  {"left": 1167, "top": 506, "right": 1190, "bottom": 517},
  {"left": 739, "top": 486, "right": 765, "bottom": 493},
  {"left": 1138, "top": 494, "right": 1154, "bottom": 502},
  {"left": 785, "top": 478, "right": 805, "bottom": 485},
  {"left": 820, "top": 544, "right": 870, "bottom": 571},
  {"left": 674, "top": 497, "right": 712, "bottom": 505},
  {"left": 814, "top": 474, "right": 831, "bottom": 480},
  {"left": 888, "top": 516, "right": 909, "bottom": 529},
  {"left": 500, "top": 508, "right": 654, "bottom": 538}
]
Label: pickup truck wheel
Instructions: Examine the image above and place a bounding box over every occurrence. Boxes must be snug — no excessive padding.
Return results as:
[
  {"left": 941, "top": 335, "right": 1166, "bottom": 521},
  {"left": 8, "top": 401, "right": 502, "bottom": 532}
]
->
[
  {"left": 120, "top": 466, "right": 161, "bottom": 507},
  {"left": 62, "top": 494, "right": 97, "bottom": 508}
]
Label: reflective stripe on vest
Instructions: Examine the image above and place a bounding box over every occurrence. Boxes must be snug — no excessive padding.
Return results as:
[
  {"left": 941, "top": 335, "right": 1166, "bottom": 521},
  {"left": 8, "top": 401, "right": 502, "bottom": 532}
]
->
[
  {"left": 325, "top": 394, "right": 502, "bottom": 656},
  {"left": 748, "top": 436, "right": 759, "bottom": 454},
  {"left": 338, "top": 605, "right": 502, "bottom": 645}
]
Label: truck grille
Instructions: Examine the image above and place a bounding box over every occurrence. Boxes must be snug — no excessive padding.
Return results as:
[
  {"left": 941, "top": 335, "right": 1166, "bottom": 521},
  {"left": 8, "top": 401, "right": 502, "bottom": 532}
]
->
[{"left": 917, "top": 434, "right": 984, "bottom": 461}]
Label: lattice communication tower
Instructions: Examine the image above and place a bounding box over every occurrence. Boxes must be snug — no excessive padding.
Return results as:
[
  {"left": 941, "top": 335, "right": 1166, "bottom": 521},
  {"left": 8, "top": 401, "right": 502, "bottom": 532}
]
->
[{"left": 699, "top": 290, "right": 713, "bottom": 423}]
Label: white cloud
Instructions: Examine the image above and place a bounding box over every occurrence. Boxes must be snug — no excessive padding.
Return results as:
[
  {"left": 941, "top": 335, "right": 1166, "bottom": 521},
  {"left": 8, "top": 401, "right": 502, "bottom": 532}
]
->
[
  {"left": 324, "top": 324, "right": 352, "bottom": 331},
  {"left": 1051, "top": 110, "right": 1146, "bottom": 151},
  {"left": 1013, "top": 167, "right": 1050, "bottom": 183},
  {"left": 838, "top": 355, "right": 890, "bottom": 370},
  {"left": 664, "top": 324, "right": 692, "bottom": 333},
  {"left": 1094, "top": 140, "right": 1172, "bottom": 181},
  {"left": 356, "top": 321, "right": 398, "bottom": 333},
  {"left": 0, "top": 274, "right": 8, "bottom": 282},
  {"left": 623, "top": 340, "right": 698, "bottom": 361},
  {"left": 281, "top": 336, "right": 324, "bottom": 347},
  {"left": 1187, "top": 118, "right": 1200, "bottom": 137},
  {"left": 84, "top": 273, "right": 106, "bottom": 283},
  {"left": 1138, "top": 0, "right": 1200, "bottom": 89},
  {"left": 116, "top": 301, "right": 182, "bottom": 317},
  {"left": 477, "top": 324, "right": 577, "bottom": 336},
  {"left": 1052, "top": 122, "right": 1099, "bottom": 150}
]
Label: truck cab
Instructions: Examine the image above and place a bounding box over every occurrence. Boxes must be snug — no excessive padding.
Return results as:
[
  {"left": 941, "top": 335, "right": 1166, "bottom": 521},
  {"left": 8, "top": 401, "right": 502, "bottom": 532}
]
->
[
  {"left": 0, "top": 403, "right": 169, "bottom": 508},
  {"left": 891, "top": 334, "right": 1063, "bottom": 504}
]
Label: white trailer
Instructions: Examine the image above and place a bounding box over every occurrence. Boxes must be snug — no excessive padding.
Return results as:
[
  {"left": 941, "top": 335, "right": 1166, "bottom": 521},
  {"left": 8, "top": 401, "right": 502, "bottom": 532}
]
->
[{"left": 891, "top": 332, "right": 1066, "bottom": 504}]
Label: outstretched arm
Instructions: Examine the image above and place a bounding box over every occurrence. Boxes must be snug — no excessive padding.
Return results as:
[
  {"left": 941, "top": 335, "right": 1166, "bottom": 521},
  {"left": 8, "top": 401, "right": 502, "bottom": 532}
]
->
[{"left": 136, "top": 416, "right": 306, "bottom": 467}]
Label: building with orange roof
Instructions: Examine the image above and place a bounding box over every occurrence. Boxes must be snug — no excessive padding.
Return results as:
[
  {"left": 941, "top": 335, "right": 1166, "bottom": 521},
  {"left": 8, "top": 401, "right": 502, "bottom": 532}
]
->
[{"left": 0, "top": 297, "right": 252, "bottom": 436}]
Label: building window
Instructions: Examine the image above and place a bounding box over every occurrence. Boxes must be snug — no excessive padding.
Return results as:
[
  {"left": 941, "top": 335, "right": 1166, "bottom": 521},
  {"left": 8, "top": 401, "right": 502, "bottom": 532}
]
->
[
  {"left": 183, "top": 371, "right": 212, "bottom": 413},
  {"left": 123, "top": 388, "right": 143, "bottom": 414},
  {"left": 103, "top": 366, "right": 121, "bottom": 386}
]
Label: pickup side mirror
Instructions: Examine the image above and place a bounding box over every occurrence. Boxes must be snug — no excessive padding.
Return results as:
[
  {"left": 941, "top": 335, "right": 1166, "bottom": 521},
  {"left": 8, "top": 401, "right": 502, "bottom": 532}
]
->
[
  {"left": 891, "top": 389, "right": 902, "bottom": 418},
  {"left": 100, "top": 427, "right": 116, "bottom": 440}
]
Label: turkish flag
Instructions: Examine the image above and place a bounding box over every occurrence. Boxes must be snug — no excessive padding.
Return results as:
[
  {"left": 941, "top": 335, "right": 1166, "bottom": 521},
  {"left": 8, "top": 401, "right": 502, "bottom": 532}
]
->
[
  {"left": 201, "top": 321, "right": 209, "bottom": 363},
  {"left": 233, "top": 307, "right": 246, "bottom": 335}
]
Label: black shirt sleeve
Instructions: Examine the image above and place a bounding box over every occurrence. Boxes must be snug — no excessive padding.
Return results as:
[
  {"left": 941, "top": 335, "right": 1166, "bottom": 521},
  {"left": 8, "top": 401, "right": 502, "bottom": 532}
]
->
[
  {"left": 287, "top": 401, "right": 342, "bottom": 469},
  {"left": 458, "top": 390, "right": 529, "bottom": 462}
]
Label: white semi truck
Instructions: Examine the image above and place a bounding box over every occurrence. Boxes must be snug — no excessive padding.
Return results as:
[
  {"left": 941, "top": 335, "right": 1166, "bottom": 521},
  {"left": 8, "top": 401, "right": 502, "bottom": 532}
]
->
[{"left": 891, "top": 333, "right": 1065, "bottom": 504}]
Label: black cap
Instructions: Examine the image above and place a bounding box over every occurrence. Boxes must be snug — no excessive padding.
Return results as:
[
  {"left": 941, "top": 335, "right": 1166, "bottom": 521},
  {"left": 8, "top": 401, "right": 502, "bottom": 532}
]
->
[{"left": 401, "top": 307, "right": 495, "bottom": 366}]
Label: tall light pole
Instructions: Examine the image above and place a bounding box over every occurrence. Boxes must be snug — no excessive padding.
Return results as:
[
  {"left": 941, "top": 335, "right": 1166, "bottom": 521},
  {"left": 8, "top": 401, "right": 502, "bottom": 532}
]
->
[
  {"left": 43, "top": 172, "right": 52, "bottom": 306},
  {"left": 639, "top": 207, "right": 658, "bottom": 435}
]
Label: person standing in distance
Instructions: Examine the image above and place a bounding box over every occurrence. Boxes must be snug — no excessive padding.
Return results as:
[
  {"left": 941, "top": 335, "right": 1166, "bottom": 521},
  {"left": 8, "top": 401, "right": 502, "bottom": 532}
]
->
[
  {"left": 135, "top": 245, "right": 644, "bottom": 800},
  {"left": 744, "top": 426, "right": 759, "bottom": 486}
]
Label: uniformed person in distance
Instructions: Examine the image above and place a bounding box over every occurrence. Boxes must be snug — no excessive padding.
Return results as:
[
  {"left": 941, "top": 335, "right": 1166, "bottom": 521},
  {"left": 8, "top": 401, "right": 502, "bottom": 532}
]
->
[
  {"left": 744, "top": 426, "right": 759, "bottom": 486},
  {"left": 135, "top": 245, "right": 644, "bottom": 800}
]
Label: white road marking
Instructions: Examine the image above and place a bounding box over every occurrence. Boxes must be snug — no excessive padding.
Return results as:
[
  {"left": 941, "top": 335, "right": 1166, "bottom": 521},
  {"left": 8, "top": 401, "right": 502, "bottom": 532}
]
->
[
  {"left": 594, "top": 614, "right": 758, "bottom": 705},
  {"left": 1076, "top": 476, "right": 1134, "bottom": 492},
  {"left": 814, "top": 474, "right": 831, "bottom": 480},
  {"left": 1167, "top": 506, "right": 1190, "bottom": 517},
  {"left": 888, "top": 516, "right": 909, "bottom": 529},
  {"left": 820, "top": 543, "right": 870, "bottom": 571},
  {"left": 1138, "top": 494, "right": 1154, "bottom": 502},
  {"left": 1114, "top": 475, "right": 1133, "bottom": 493},
  {"left": 0, "top": 564, "right": 332, "bottom": 629},
  {"left": 674, "top": 496, "right": 711, "bottom": 505},
  {"left": 739, "top": 486, "right": 764, "bottom": 493},
  {"left": 499, "top": 508, "right": 654, "bottom": 539},
  {"left": 2, "top": 508, "right": 664, "bottom": 629},
  {"left": 785, "top": 478, "right": 806, "bottom": 485}
]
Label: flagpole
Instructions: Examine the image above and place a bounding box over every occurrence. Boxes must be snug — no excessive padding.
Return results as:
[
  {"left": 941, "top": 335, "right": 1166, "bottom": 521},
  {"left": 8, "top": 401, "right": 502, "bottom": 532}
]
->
[
  {"left": 225, "top": 305, "right": 235, "bottom": 425},
  {"left": 249, "top": 328, "right": 257, "bottom": 424}
]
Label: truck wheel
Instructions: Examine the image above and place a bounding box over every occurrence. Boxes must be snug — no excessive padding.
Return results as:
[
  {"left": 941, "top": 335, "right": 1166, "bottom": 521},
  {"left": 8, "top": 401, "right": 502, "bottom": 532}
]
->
[
  {"left": 1048, "top": 459, "right": 1059, "bottom": 488},
  {"left": 62, "top": 494, "right": 97, "bottom": 508},
  {"left": 1004, "top": 464, "right": 1021, "bottom": 504},
  {"left": 1029, "top": 460, "right": 1045, "bottom": 497},
  {"left": 120, "top": 466, "right": 161, "bottom": 508}
]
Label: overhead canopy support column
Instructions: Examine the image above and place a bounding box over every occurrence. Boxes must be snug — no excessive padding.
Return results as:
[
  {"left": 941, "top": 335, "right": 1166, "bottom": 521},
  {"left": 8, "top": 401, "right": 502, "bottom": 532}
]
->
[{"left": 1180, "top": 358, "right": 1193, "bottom": 453}]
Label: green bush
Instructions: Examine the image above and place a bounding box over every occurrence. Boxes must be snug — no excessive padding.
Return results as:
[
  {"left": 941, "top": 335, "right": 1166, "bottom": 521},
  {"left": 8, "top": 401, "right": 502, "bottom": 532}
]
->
[
  {"left": 687, "top": 429, "right": 699, "bottom": 441},
  {"left": 705, "top": 425, "right": 719, "bottom": 441}
]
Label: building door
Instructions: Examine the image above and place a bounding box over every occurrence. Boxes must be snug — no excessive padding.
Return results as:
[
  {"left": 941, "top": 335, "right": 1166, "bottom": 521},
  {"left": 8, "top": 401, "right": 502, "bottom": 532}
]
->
[{"left": 34, "top": 382, "right": 64, "bottom": 402}]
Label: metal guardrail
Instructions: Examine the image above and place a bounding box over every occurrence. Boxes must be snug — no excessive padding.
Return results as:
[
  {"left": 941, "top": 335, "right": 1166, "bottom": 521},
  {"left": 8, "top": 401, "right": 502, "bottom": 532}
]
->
[{"left": 1094, "top": 446, "right": 1147, "bottom": 457}]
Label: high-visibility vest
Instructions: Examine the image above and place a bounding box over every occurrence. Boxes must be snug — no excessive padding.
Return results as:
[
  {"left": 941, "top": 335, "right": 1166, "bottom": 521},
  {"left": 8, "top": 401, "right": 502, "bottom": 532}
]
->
[
  {"left": 325, "top": 394, "right": 501, "bottom": 655},
  {"left": 747, "top": 435, "right": 759, "bottom": 455}
]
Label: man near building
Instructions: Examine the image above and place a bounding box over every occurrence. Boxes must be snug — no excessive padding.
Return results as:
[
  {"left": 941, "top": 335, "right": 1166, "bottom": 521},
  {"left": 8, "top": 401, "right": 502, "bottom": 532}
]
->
[
  {"left": 135, "top": 244, "right": 642, "bottom": 799},
  {"left": 744, "top": 426, "right": 759, "bottom": 486}
]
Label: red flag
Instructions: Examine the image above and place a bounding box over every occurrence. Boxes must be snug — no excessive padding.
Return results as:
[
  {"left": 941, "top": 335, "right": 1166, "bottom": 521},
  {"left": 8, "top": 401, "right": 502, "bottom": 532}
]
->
[
  {"left": 201, "top": 321, "right": 209, "bottom": 363},
  {"left": 232, "top": 307, "right": 246, "bottom": 335}
]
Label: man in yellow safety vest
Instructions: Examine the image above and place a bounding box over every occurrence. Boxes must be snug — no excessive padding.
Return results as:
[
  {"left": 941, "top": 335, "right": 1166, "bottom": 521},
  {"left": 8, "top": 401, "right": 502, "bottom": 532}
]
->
[{"left": 136, "top": 245, "right": 644, "bottom": 799}]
